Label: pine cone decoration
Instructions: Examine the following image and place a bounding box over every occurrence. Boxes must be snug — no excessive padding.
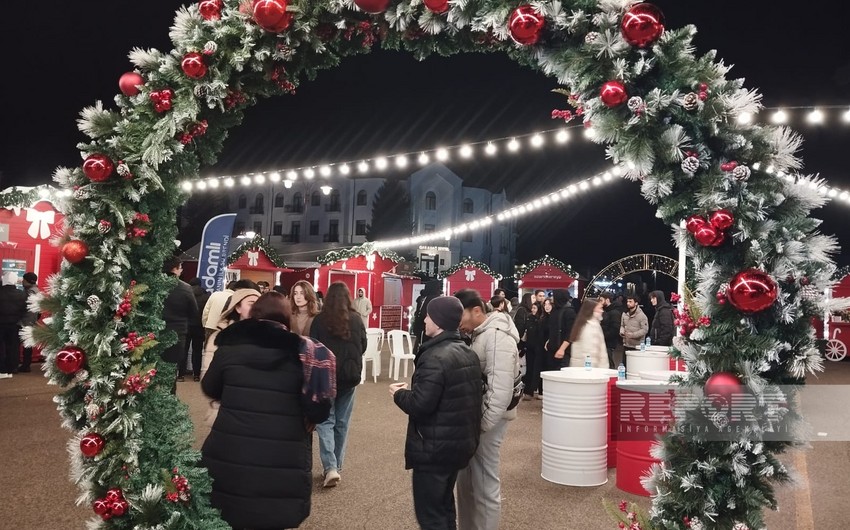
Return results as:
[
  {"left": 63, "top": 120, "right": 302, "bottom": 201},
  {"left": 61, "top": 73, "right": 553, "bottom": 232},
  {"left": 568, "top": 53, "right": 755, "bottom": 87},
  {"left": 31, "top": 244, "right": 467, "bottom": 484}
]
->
[
  {"left": 193, "top": 85, "right": 208, "bottom": 98},
  {"left": 203, "top": 41, "right": 218, "bottom": 55},
  {"left": 627, "top": 96, "right": 645, "bottom": 113},
  {"left": 584, "top": 31, "right": 599, "bottom": 44},
  {"left": 731, "top": 165, "right": 751, "bottom": 181},
  {"left": 681, "top": 92, "right": 699, "bottom": 110},
  {"left": 681, "top": 156, "right": 700, "bottom": 175},
  {"left": 97, "top": 220, "right": 111, "bottom": 234},
  {"left": 87, "top": 295, "right": 101, "bottom": 311},
  {"left": 800, "top": 285, "right": 820, "bottom": 301},
  {"left": 73, "top": 188, "right": 89, "bottom": 200},
  {"left": 116, "top": 162, "right": 131, "bottom": 178}
]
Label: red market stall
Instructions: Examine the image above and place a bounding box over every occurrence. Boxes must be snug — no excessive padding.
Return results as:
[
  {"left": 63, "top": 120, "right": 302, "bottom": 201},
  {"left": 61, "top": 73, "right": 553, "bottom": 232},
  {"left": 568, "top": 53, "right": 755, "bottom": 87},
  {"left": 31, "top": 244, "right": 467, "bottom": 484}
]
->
[
  {"left": 815, "top": 271, "right": 850, "bottom": 361},
  {"left": 318, "top": 244, "right": 421, "bottom": 332},
  {"left": 225, "top": 236, "right": 290, "bottom": 286},
  {"left": 439, "top": 258, "right": 501, "bottom": 298},
  {"left": 515, "top": 255, "right": 579, "bottom": 298}
]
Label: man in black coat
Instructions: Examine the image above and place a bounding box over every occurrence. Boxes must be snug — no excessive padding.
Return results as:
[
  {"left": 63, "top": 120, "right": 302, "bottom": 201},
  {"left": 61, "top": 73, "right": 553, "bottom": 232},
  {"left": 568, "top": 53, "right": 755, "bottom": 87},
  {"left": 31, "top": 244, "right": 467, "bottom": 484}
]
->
[
  {"left": 599, "top": 291, "right": 623, "bottom": 369},
  {"left": 547, "top": 289, "right": 577, "bottom": 369},
  {"left": 185, "top": 277, "right": 210, "bottom": 381},
  {"left": 649, "top": 290, "right": 675, "bottom": 346},
  {"left": 411, "top": 279, "right": 443, "bottom": 348},
  {"left": 391, "top": 296, "right": 483, "bottom": 530},
  {"left": 0, "top": 272, "right": 27, "bottom": 377},
  {"left": 160, "top": 256, "right": 198, "bottom": 391}
]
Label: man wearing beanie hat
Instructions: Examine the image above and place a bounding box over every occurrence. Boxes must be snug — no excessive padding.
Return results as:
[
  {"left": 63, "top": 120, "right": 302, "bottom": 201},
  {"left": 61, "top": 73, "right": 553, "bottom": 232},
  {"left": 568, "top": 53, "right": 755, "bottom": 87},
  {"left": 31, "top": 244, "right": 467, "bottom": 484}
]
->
[{"left": 390, "top": 296, "right": 482, "bottom": 530}]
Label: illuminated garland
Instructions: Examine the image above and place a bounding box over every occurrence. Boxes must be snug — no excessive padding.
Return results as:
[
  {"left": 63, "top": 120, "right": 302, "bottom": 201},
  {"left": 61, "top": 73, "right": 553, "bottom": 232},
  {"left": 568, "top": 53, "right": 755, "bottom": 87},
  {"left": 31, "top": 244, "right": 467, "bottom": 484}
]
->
[
  {"left": 317, "top": 242, "right": 402, "bottom": 265},
  {"left": 514, "top": 255, "right": 578, "bottom": 280},
  {"left": 228, "top": 234, "right": 287, "bottom": 268},
  {"left": 438, "top": 257, "right": 503, "bottom": 280},
  {"left": 0, "top": 187, "right": 55, "bottom": 209}
]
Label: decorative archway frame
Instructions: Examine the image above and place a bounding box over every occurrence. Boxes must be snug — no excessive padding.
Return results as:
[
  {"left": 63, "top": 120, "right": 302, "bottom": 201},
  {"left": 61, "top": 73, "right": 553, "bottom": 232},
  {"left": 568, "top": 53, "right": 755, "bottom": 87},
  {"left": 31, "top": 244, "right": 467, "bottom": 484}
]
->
[
  {"left": 584, "top": 252, "right": 677, "bottom": 297},
  {"left": 29, "top": 0, "right": 839, "bottom": 527}
]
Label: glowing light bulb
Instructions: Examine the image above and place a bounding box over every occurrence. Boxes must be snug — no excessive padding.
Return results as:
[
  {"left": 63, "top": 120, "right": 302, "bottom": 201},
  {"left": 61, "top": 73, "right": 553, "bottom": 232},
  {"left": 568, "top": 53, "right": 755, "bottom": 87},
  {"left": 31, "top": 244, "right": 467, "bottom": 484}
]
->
[
  {"left": 460, "top": 144, "right": 473, "bottom": 158},
  {"left": 507, "top": 138, "right": 520, "bottom": 152},
  {"left": 395, "top": 156, "right": 408, "bottom": 168},
  {"left": 304, "top": 168, "right": 315, "bottom": 179},
  {"left": 339, "top": 164, "right": 351, "bottom": 175},
  {"left": 286, "top": 171, "right": 298, "bottom": 180},
  {"left": 556, "top": 129, "right": 570, "bottom": 143},
  {"left": 224, "top": 177, "right": 235, "bottom": 187},
  {"left": 436, "top": 148, "right": 449, "bottom": 161},
  {"left": 806, "top": 109, "right": 824, "bottom": 124},
  {"left": 485, "top": 143, "right": 497, "bottom": 155},
  {"left": 770, "top": 109, "right": 788, "bottom": 124},
  {"left": 530, "top": 134, "right": 544, "bottom": 148},
  {"left": 240, "top": 176, "right": 251, "bottom": 186},
  {"left": 418, "top": 153, "right": 430, "bottom": 165},
  {"left": 375, "top": 157, "right": 389, "bottom": 170},
  {"left": 181, "top": 181, "right": 193, "bottom": 191},
  {"left": 737, "top": 112, "right": 753, "bottom": 125},
  {"left": 254, "top": 174, "right": 266, "bottom": 184},
  {"left": 320, "top": 166, "right": 332, "bottom": 177},
  {"left": 358, "top": 161, "right": 369, "bottom": 173},
  {"left": 269, "top": 172, "right": 281, "bottom": 182}
]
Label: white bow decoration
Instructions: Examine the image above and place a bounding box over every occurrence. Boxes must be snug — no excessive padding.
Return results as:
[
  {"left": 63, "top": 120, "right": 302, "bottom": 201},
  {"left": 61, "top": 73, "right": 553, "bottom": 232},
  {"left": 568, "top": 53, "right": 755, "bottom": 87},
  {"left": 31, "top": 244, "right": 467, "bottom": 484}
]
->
[
  {"left": 247, "top": 251, "right": 259, "bottom": 267},
  {"left": 366, "top": 253, "right": 376, "bottom": 271},
  {"left": 26, "top": 208, "right": 55, "bottom": 240},
  {"left": 464, "top": 269, "right": 476, "bottom": 281}
]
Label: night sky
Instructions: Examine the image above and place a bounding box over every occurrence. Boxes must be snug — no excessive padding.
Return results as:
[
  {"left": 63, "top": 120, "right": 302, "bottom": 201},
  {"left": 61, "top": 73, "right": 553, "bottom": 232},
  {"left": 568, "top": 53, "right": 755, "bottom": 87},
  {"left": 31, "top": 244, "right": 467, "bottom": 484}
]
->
[{"left": 1, "top": 1, "right": 848, "bottom": 273}]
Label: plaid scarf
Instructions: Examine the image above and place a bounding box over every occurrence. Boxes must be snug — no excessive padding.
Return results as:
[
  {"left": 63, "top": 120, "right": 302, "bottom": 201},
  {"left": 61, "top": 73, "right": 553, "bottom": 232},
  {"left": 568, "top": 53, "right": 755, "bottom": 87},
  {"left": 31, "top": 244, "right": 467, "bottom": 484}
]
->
[{"left": 299, "top": 336, "right": 337, "bottom": 403}]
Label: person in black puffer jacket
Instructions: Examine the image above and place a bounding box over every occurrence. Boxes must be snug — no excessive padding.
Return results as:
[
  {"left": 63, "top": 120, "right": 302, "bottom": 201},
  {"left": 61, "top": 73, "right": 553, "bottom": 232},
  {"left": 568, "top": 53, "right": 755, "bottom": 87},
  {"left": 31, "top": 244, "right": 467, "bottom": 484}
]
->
[
  {"left": 391, "top": 296, "right": 483, "bottom": 530},
  {"left": 201, "top": 291, "right": 332, "bottom": 530},
  {"left": 309, "top": 282, "right": 367, "bottom": 488}
]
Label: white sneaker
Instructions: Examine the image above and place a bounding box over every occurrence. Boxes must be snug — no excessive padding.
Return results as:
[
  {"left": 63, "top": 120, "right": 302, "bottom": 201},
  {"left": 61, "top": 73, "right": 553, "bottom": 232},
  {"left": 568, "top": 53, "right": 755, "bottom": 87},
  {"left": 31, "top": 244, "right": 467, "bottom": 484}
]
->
[
  {"left": 323, "top": 469, "right": 340, "bottom": 488},
  {"left": 0, "top": 373, "right": 13, "bottom": 379}
]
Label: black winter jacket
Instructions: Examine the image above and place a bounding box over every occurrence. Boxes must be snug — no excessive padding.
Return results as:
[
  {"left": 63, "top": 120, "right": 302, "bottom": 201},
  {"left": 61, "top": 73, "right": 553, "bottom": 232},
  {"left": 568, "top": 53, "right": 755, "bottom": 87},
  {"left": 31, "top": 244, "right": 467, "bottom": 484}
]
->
[
  {"left": 310, "top": 311, "right": 366, "bottom": 392},
  {"left": 0, "top": 285, "right": 27, "bottom": 325},
  {"left": 160, "top": 276, "right": 198, "bottom": 363},
  {"left": 649, "top": 290, "right": 675, "bottom": 346},
  {"left": 601, "top": 301, "right": 624, "bottom": 349},
  {"left": 393, "top": 331, "right": 483, "bottom": 471},
  {"left": 201, "top": 319, "right": 329, "bottom": 530}
]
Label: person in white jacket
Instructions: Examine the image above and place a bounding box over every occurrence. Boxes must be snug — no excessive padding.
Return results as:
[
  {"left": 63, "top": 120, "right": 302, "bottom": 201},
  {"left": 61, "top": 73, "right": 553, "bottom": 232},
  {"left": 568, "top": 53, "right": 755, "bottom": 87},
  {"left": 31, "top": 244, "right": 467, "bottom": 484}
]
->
[
  {"left": 454, "top": 289, "right": 521, "bottom": 530},
  {"left": 568, "top": 298, "right": 609, "bottom": 369},
  {"left": 351, "top": 288, "right": 373, "bottom": 328}
]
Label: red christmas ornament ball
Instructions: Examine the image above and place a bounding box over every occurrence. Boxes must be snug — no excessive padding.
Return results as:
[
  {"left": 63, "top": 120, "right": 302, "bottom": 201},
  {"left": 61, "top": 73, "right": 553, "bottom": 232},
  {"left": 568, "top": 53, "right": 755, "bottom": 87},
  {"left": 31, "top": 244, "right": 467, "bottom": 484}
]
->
[
  {"left": 508, "top": 5, "right": 545, "bottom": 45},
  {"left": 685, "top": 214, "right": 707, "bottom": 234},
  {"left": 80, "top": 433, "right": 105, "bottom": 457},
  {"left": 181, "top": 52, "right": 208, "bottom": 79},
  {"left": 82, "top": 154, "right": 115, "bottom": 182},
  {"left": 693, "top": 224, "right": 719, "bottom": 247},
  {"left": 708, "top": 231, "right": 725, "bottom": 247},
  {"left": 105, "top": 488, "right": 124, "bottom": 503},
  {"left": 709, "top": 208, "right": 734, "bottom": 231},
  {"left": 704, "top": 371, "right": 744, "bottom": 405},
  {"left": 92, "top": 499, "right": 110, "bottom": 516},
  {"left": 423, "top": 0, "right": 449, "bottom": 14},
  {"left": 118, "top": 72, "right": 145, "bottom": 97},
  {"left": 110, "top": 499, "right": 129, "bottom": 517},
  {"left": 62, "top": 240, "right": 89, "bottom": 264},
  {"left": 55, "top": 346, "right": 86, "bottom": 375},
  {"left": 620, "top": 2, "right": 665, "bottom": 48},
  {"left": 253, "top": 0, "right": 293, "bottom": 31},
  {"left": 600, "top": 80, "right": 628, "bottom": 108},
  {"left": 198, "top": 0, "right": 224, "bottom": 20},
  {"left": 727, "top": 269, "right": 778, "bottom": 313},
  {"left": 352, "top": 0, "right": 391, "bottom": 14}
]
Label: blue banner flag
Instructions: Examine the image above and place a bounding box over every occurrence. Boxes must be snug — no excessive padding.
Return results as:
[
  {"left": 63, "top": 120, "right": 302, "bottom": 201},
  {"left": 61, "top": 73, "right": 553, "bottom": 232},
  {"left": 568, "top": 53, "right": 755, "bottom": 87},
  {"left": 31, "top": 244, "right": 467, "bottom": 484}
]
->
[{"left": 198, "top": 213, "right": 237, "bottom": 293}]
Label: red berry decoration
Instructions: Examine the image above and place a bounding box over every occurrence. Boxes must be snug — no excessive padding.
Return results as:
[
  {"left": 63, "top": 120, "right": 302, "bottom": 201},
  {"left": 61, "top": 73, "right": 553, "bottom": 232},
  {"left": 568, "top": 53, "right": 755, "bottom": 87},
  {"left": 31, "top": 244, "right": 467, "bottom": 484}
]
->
[
  {"left": 110, "top": 499, "right": 129, "bottom": 517},
  {"left": 253, "top": 0, "right": 294, "bottom": 30},
  {"left": 82, "top": 154, "right": 115, "bottom": 182},
  {"left": 685, "top": 214, "right": 707, "bottom": 234},
  {"left": 198, "top": 0, "right": 224, "bottom": 20},
  {"left": 149, "top": 89, "right": 174, "bottom": 113},
  {"left": 720, "top": 161, "right": 738, "bottom": 172},
  {"left": 620, "top": 2, "right": 665, "bottom": 48},
  {"left": 181, "top": 52, "right": 208, "bottom": 79},
  {"left": 55, "top": 346, "right": 86, "bottom": 375},
  {"left": 727, "top": 269, "right": 778, "bottom": 313},
  {"left": 62, "top": 240, "right": 89, "bottom": 264},
  {"left": 600, "top": 80, "right": 628, "bottom": 108},
  {"left": 423, "top": 0, "right": 449, "bottom": 14},
  {"left": 80, "top": 433, "right": 105, "bottom": 457},
  {"left": 352, "top": 0, "right": 390, "bottom": 14},
  {"left": 92, "top": 498, "right": 110, "bottom": 516},
  {"left": 704, "top": 371, "right": 744, "bottom": 405},
  {"left": 118, "top": 72, "right": 145, "bottom": 97},
  {"left": 105, "top": 488, "right": 124, "bottom": 503},
  {"left": 709, "top": 209, "right": 734, "bottom": 231},
  {"left": 508, "top": 5, "right": 545, "bottom": 46}
]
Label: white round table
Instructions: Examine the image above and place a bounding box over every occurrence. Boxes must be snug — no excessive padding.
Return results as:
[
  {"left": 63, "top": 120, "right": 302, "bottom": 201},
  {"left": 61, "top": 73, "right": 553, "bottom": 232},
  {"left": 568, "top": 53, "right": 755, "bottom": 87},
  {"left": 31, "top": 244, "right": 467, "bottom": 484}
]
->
[
  {"left": 540, "top": 367, "right": 618, "bottom": 486},
  {"left": 625, "top": 349, "right": 670, "bottom": 379}
]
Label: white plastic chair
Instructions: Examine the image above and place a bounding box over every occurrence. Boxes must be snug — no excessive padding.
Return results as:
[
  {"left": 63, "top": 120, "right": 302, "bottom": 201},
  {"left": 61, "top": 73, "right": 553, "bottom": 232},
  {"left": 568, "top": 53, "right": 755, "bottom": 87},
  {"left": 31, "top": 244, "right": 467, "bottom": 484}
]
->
[
  {"left": 361, "top": 329, "right": 384, "bottom": 383},
  {"left": 388, "top": 330, "right": 415, "bottom": 381}
]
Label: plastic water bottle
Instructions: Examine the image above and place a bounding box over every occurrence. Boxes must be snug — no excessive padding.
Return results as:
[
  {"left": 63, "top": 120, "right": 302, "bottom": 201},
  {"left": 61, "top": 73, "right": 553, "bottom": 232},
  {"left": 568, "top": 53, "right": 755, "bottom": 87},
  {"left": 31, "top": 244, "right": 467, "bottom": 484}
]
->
[
  {"left": 584, "top": 354, "right": 592, "bottom": 371},
  {"left": 645, "top": 336, "right": 652, "bottom": 348},
  {"left": 618, "top": 363, "right": 626, "bottom": 380},
  {"left": 640, "top": 340, "right": 646, "bottom": 352}
]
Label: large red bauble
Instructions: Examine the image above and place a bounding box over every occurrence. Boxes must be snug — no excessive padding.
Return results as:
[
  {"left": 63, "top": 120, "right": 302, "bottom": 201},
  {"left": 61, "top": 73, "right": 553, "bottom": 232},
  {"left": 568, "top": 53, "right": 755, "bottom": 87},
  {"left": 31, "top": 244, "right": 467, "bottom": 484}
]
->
[
  {"left": 727, "top": 269, "right": 778, "bottom": 313},
  {"left": 423, "top": 0, "right": 449, "bottom": 14},
  {"left": 105, "top": 488, "right": 124, "bottom": 503},
  {"left": 709, "top": 208, "right": 734, "bottom": 231},
  {"left": 110, "top": 499, "right": 129, "bottom": 517},
  {"left": 82, "top": 154, "right": 115, "bottom": 182},
  {"left": 181, "top": 52, "right": 208, "bottom": 79},
  {"left": 353, "top": 0, "right": 390, "bottom": 14},
  {"left": 685, "top": 214, "right": 707, "bottom": 234},
  {"left": 704, "top": 371, "right": 744, "bottom": 405},
  {"left": 198, "top": 0, "right": 224, "bottom": 20},
  {"left": 693, "top": 224, "right": 719, "bottom": 247},
  {"left": 92, "top": 499, "right": 110, "bottom": 516},
  {"left": 600, "top": 80, "right": 628, "bottom": 107},
  {"left": 508, "top": 5, "right": 545, "bottom": 46},
  {"left": 118, "top": 72, "right": 144, "bottom": 97},
  {"left": 708, "top": 231, "right": 725, "bottom": 247},
  {"left": 80, "top": 433, "right": 105, "bottom": 457},
  {"left": 620, "top": 3, "right": 665, "bottom": 48},
  {"left": 253, "top": 0, "right": 293, "bottom": 31},
  {"left": 55, "top": 346, "right": 86, "bottom": 374},
  {"left": 62, "top": 240, "right": 89, "bottom": 264}
]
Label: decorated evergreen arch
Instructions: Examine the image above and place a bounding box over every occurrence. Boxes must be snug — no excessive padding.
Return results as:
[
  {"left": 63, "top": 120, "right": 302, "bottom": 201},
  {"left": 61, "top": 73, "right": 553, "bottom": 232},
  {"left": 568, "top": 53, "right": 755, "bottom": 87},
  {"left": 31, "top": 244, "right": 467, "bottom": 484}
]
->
[{"left": 29, "top": 0, "right": 842, "bottom": 528}]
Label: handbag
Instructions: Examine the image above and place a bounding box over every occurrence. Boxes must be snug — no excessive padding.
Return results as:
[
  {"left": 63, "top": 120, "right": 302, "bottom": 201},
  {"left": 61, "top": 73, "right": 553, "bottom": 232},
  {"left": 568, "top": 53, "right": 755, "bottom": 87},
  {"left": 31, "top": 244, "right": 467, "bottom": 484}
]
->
[{"left": 506, "top": 372, "right": 524, "bottom": 411}]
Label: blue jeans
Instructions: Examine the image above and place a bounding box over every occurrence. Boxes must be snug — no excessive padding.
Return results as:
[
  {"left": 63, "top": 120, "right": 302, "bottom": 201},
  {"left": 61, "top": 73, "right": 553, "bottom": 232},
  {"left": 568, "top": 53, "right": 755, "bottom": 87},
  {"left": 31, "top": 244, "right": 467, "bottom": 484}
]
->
[{"left": 316, "top": 386, "right": 356, "bottom": 474}]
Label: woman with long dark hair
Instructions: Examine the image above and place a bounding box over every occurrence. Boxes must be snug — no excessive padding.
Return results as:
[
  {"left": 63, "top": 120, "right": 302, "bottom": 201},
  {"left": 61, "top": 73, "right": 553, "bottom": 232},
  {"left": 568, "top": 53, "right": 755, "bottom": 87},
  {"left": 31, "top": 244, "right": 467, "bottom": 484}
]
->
[
  {"left": 290, "top": 280, "right": 320, "bottom": 336},
  {"left": 521, "top": 301, "right": 544, "bottom": 400},
  {"left": 568, "top": 298, "right": 608, "bottom": 368},
  {"left": 309, "top": 282, "right": 367, "bottom": 487},
  {"left": 201, "top": 291, "right": 335, "bottom": 529}
]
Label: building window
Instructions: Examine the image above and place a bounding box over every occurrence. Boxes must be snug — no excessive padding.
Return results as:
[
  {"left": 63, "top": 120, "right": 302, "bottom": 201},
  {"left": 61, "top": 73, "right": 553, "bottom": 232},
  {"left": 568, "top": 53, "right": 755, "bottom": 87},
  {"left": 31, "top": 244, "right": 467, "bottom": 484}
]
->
[
  {"left": 423, "top": 224, "right": 435, "bottom": 233},
  {"left": 237, "top": 195, "right": 247, "bottom": 209},
  {"left": 463, "top": 198, "right": 474, "bottom": 214},
  {"left": 356, "top": 189, "right": 368, "bottom": 206},
  {"left": 235, "top": 221, "right": 245, "bottom": 235},
  {"left": 274, "top": 193, "right": 285, "bottom": 208},
  {"left": 309, "top": 220, "right": 319, "bottom": 236},
  {"left": 325, "top": 220, "right": 340, "bottom": 242},
  {"left": 272, "top": 221, "right": 283, "bottom": 236},
  {"left": 425, "top": 191, "right": 436, "bottom": 210},
  {"left": 250, "top": 194, "right": 264, "bottom": 214},
  {"left": 291, "top": 221, "right": 301, "bottom": 238},
  {"left": 253, "top": 221, "right": 262, "bottom": 234},
  {"left": 355, "top": 220, "right": 367, "bottom": 235},
  {"left": 311, "top": 191, "right": 321, "bottom": 206},
  {"left": 329, "top": 190, "right": 341, "bottom": 211}
]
